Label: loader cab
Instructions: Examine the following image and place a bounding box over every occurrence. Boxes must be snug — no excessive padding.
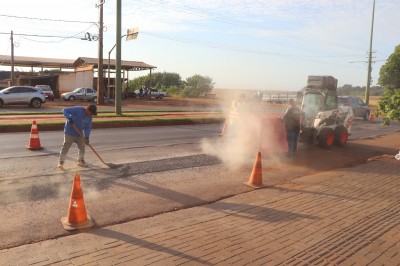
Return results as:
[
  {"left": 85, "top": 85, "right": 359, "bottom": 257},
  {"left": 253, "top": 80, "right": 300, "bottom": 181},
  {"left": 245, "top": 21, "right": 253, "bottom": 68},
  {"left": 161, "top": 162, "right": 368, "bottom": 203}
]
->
[
  {"left": 301, "top": 90, "right": 338, "bottom": 128},
  {"left": 301, "top": 91, "right": 324, "bottom": 127}
]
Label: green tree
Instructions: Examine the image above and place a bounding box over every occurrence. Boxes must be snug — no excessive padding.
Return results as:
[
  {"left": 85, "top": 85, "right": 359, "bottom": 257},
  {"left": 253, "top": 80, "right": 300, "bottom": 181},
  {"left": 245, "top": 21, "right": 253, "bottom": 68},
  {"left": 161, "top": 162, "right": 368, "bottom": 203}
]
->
[
  {"left": 127, "top": 76, "right": 147, "bottom": 92},
  {"left": 379, "top": 45, "right": 400, "bottom": 88},
  {"left": 128, "top": 72, "right": 183, "bottom": 93},
  {"left": 182, "top": 75, "right": 214, "bottom": 98},
  {"left": 376, "top": 89, "right": 400, "bottom": 123},
  {"left": 377, "top": 44, "right": 400, "bottom": 122}
]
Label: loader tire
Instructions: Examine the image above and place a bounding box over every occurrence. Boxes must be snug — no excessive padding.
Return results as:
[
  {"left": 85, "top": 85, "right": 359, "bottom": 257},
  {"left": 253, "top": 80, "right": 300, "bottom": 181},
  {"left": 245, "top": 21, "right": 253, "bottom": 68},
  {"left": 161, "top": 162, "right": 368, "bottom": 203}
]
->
[
  {"left": 318, "top": 127, "right": 334, "bottom": 149},
  {"left": 334, "top": 125, "right": 348, "bottom": 146}
]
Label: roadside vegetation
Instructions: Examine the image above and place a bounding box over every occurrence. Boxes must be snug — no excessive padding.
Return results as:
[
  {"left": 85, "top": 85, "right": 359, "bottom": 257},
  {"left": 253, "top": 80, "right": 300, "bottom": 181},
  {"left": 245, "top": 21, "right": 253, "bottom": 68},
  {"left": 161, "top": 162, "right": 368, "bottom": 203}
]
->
[
  {"left": 375, "top": 44, "right": 400, "bottom": 125},
  {"left": 128, "top": 72, "right": 214, "bottom": 98}
]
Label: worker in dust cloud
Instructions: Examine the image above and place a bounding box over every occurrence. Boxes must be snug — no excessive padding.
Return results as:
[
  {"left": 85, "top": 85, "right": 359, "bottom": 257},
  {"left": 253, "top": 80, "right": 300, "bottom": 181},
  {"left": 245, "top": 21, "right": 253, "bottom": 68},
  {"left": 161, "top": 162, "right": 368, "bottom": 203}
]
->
[
  {"left": 281, "top": 99, "right": 302, "bottom": 157},
  {"left": 231, "top": 93, "right": 246, "bottom": 115},
  {"left": 221, "top": 94, "right": 246, "bottom": 136}
]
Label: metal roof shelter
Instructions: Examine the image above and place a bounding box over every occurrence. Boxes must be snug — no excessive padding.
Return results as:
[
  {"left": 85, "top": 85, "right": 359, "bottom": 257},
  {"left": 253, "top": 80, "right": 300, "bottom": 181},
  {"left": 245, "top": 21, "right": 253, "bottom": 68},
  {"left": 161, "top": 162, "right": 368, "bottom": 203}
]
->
[
  {"left": 0, "top": 55, "right": 75, "bottom": 69},
  {"left": 75, "top": 57, "right": 156, "bottom": 71},
  {"left": 0, "top": 55, "right": 156, "bottom": 99},
  {"left": 0, "top": 55, "right": 156, "bottom": 71}
]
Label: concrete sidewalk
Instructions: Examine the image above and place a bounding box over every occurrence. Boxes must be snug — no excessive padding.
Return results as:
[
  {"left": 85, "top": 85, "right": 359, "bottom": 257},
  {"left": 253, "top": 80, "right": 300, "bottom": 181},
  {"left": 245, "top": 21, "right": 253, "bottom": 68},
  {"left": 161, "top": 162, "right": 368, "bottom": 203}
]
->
[{"left": 1, "top": 156, "right": 399, "bottom": 265}]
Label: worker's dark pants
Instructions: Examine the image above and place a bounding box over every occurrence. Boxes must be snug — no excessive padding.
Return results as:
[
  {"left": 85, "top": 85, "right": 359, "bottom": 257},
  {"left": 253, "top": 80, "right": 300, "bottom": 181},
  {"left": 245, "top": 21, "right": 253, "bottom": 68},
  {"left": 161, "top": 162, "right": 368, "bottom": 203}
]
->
[{"left": 286, "top": 130, "right": 299, "bottom": 155}]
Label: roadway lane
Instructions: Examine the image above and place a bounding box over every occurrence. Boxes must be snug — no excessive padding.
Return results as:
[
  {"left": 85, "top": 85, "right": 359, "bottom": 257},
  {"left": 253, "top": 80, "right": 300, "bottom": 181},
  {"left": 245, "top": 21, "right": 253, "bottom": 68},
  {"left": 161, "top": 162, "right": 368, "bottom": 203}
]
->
[
  {"left": 0, "top": 118, "right": 398, "bottom": 176},
  {"left": 0, "top": 121, "right": 398, "bottom": 249},
  {"left": 0, "top": 124, "right": 222, "bottom": 175}
]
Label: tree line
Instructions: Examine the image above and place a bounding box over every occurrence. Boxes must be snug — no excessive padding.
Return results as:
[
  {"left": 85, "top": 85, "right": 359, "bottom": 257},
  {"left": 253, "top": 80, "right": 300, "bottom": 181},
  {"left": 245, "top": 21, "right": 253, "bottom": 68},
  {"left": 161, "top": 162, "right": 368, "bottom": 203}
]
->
[
  {"left": 127, "top": 72, "right": 385, "bottom": 99},
  {"left": 337, "top": 85, "right": 384, "bottom": 97},
  {"left": 127, "top": 73, "right": 214, "bottom": 98}
]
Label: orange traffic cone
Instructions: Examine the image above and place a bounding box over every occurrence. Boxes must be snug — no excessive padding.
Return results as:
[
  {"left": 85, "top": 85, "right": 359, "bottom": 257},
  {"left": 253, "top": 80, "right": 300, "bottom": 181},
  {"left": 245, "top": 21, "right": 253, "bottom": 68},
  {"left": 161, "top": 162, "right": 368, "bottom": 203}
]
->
[
  {"left": 369, "top": 113, "right": 375, "bottom": 122},
  {"left": 220, "top": 119, "right": 227, "bottom": 136},
  {"left": 26, "top": 121, "right": 43, "bottom": 150},
  {"left": 61, "top": 173, "right": 94, "bottom": 230},
  {"left": 244, "top": 151, "right": 264, "bottom": 189}
]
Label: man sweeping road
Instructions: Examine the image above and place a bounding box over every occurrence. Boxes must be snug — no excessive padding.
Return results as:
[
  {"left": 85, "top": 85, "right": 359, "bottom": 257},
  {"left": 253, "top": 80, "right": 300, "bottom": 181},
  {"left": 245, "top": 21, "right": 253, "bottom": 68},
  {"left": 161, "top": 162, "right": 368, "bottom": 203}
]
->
[{"left": 57, "top": 105, "right": 97, "bottom": 169}]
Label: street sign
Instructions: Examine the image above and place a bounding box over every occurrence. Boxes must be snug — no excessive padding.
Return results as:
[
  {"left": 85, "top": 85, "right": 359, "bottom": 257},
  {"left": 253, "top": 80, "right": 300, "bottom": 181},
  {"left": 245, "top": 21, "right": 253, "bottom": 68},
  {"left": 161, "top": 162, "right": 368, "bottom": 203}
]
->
[{"left": 126, "top": 28, "right": 139, "bottom": 41}]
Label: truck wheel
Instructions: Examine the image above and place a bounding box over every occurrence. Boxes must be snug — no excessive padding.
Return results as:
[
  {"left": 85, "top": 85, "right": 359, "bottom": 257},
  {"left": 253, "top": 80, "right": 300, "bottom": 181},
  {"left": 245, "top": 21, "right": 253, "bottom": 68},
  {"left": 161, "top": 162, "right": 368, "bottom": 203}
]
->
[
  {"left": 318, "top": 127, "right": 334, "bottom": 149},
  {"left": 334, "top": 125, "right": 348, "bottom": 146},
  {"left": 159, "top": 95, "right": 164, "bottom": 99},
  {"left": 364, "top": 111, "right": 370, "bottom": 121},
  {"left": 68, "top": 96, "right": 76, "bottom": 101}
]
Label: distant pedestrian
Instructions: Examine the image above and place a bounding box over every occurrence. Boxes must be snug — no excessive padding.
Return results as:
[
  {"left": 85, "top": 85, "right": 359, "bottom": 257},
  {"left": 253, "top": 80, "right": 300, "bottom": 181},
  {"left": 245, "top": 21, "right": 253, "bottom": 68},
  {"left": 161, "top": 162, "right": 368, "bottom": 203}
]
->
[
  {"left": 57, "top": 105, "right": 97, "bottom": 169},
  {"left": 221, "top": 94, "right": 246, "bottom": 136},
  {"left": 230, "top": 93, "right": 246, "bottom": 115},
  {"left": 281, "top": 99, "right": 302, "bottom": 157}
]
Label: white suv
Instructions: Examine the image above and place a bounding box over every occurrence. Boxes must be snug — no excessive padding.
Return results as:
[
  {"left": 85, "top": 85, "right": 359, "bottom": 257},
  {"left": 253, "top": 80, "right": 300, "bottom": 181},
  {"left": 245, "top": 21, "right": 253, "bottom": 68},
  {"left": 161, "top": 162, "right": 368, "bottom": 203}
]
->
[{"left": 0, "top": 86, "right": 46, "bottom": 108}]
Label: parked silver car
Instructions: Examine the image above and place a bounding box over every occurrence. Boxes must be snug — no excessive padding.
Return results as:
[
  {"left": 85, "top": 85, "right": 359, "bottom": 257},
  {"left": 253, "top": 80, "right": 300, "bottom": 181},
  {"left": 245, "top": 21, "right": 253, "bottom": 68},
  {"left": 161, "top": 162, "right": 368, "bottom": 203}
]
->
[
  {"left": 0, "top": 86, "right": 46, "bottom": 108},
  {"left": 61, "top": 88, "right": 97, "bottom": 102}
]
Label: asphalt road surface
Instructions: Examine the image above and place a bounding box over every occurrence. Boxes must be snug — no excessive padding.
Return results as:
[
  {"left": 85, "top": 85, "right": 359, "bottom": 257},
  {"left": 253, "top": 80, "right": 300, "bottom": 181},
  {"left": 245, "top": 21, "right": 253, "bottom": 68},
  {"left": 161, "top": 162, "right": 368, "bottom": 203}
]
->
[{"left": 0, "top": 119, "right": 399, "bottom": 249}]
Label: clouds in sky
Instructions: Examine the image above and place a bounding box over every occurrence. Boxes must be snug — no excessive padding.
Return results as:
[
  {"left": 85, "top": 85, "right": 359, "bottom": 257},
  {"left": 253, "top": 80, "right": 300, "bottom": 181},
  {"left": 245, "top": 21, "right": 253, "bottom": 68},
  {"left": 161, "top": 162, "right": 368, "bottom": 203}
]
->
[{"left": 0, "top": 0, "right": 399, "bottom": 90}]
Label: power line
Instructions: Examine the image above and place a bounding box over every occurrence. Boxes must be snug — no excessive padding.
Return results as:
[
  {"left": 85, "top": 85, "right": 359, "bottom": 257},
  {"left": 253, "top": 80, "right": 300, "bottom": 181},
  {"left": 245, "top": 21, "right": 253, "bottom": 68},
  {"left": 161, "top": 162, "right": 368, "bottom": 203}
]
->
[
  {"left": 141, "top": 31, "right": 364, "bottom": 59},
  {"left": 0, "top": 13, "right": 96, "bottom": 25},
  {"left": 0, "top": 32, "right": 83, "bottom": 40},
  {"left": 138, "top": 0, "right": 366, "bottom": 52}
]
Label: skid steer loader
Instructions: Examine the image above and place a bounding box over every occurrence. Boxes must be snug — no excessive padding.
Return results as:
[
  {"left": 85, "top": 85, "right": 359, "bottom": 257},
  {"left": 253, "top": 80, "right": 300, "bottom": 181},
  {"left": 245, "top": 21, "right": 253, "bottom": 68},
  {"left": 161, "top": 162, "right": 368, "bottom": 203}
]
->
[{"left": 298, "top": 76, "right": 354, "bottom": 148}]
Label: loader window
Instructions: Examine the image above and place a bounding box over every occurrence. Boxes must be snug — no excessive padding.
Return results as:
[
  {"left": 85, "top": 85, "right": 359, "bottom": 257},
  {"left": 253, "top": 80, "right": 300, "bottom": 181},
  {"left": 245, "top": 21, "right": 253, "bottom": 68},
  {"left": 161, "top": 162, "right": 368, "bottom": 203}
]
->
[
  {"left": 302, "top": 93, "right": 324, "bottom": 120},
  {"left": 324, "top": 94, "right": 338, "bottom": 110},
  {"left": 302, "top": 93, "right": 323, "bottom": 111}
]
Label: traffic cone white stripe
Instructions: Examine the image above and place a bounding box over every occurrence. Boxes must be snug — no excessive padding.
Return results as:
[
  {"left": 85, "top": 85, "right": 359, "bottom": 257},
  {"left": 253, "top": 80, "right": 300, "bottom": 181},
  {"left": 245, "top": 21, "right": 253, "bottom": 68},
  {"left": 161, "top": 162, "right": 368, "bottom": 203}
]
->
[{"left": 26, "top": 121, "right": 43, "bottom": 150}]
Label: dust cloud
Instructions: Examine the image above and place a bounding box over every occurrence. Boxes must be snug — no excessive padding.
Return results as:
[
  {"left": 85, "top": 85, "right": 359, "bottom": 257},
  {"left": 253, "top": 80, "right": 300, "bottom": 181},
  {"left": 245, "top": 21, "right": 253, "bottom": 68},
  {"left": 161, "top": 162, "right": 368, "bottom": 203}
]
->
[{"left": 201, "top": 99, "right": 287, "bottom": 169}]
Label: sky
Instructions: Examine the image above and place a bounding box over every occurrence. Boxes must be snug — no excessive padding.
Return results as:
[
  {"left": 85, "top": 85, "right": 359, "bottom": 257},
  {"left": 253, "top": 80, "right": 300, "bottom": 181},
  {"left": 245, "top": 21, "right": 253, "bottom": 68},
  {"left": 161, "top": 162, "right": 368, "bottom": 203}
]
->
[{"left": 0, "top": 0, "right": 399, "bottom": 91}]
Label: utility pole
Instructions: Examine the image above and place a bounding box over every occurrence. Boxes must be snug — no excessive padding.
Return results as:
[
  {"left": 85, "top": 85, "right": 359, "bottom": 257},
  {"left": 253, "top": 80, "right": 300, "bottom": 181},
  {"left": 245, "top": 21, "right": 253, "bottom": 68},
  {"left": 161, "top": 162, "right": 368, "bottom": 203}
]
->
[
  {"left": 10, "top": 31, "right": 14, "bottom": 86},
  {"left": 365, "top": 0, "right": 376, "bottom": 105},
  {"left": 115, "top": 0, "right": 122, "bottom": 115},
  {"left": 97, "top": 0, "right": 105, "bottom": 104}
]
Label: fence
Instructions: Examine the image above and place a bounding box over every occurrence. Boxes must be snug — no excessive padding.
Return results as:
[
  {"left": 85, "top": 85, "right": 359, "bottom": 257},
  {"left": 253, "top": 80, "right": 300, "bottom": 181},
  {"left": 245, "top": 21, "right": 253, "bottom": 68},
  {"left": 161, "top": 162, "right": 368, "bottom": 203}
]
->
[{"left": 261, "top": 91, "right": 298, "bottom": 104}]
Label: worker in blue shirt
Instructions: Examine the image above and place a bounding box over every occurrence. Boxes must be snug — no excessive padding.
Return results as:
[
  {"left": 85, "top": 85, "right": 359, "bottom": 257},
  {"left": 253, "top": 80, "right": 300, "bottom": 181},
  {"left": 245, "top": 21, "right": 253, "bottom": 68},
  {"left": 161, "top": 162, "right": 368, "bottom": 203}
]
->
[{"left": 57, "top": 105, "right": 97, "bottom": 169}]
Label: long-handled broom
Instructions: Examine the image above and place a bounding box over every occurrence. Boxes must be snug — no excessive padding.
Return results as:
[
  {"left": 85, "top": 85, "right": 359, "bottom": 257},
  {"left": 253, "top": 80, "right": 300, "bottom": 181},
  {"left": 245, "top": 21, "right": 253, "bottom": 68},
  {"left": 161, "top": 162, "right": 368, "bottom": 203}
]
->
[{"left": 72, "top": 124, "right": 117, "bottom": 169}]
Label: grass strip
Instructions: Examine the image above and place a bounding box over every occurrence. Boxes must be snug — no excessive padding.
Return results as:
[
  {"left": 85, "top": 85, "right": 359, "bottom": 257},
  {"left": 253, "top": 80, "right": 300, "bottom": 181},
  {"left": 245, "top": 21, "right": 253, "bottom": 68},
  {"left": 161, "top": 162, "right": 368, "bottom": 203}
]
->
[
  {"left": 0, "top": 110, "right": 216, "bottom": 116},
  {"left": 0, "top": 117, "right": 224, "bottom": 128}
]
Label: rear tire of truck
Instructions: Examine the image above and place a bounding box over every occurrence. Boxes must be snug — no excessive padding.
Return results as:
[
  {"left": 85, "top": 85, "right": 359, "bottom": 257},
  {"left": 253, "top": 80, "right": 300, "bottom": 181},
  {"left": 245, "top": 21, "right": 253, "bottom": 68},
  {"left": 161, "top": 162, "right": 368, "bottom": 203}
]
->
[
  {"left": 318, "top": 128, "right": 334, "bottom": 149},
  {"left": 334, "top": 125, "right": 348, "bottom": 146},
  {"left": 364, "top": 111, "right": 370, "bottom": 121}
]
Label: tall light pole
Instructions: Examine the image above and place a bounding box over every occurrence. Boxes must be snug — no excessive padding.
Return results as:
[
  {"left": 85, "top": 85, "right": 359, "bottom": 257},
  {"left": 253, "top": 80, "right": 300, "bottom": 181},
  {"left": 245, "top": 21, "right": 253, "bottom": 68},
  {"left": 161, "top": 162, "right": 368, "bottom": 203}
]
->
[
  {"left": 115, "top": 0, "right": 122, "bottom": 115},
  {"left": 97, "top": 0, "right": 105, "bottom": 104},
  {"left": 365, "top": 0, "right": 375, "bottom": 105},
  {"left": 10, "top": 31, "right": 14, "bottom": 86},
  {"left": 107, "top": 29, "right": 138, "bottom": 103}
]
